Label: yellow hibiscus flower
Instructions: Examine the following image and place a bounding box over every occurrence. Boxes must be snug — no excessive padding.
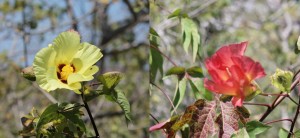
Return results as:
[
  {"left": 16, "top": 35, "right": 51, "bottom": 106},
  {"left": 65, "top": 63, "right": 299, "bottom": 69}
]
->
[{"left": 33, "top": 30, "right": 103, "bottom": 94}]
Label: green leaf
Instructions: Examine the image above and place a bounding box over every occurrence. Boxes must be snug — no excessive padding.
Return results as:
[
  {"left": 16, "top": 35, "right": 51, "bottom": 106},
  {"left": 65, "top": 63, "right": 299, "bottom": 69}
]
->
[
  {"left": 58, "top": 103, "right": 86, "bottom": 133},
  {"left": 35, "top": 103, "right": 86, "bottom": 137},
  {"left": 168, "top": 9, "right": 182, "bottom": 19},
  {"left": 36, "top": 103, "right": 60, "bottom": 137},
  {"left": 111, "top": 89, "right": 132, "bottom": 124},
  {"left": 186, "top": 66, "right": 203, "bottom": 78},
  {"left": 294, "top": 129, "right": 300, "bottom": 137},
  {"left": 98, "top": 72, "right": 124, "bottom": 90},
  {"left": 171, "top": 77, "right": 187, "bottom": 115},
  {"left": 166, "top": 66, "right": 185, "bottom": 76},
  {"left": 149, "top": 27, "right": 163, "bottom": 81},
  {"left": 246, "top": 121, "right": 271, "bottom": 138},
  {"left": 231, "top": 128, "right": 250, "bottom": 138},
  {"left": 279, "top": 128, "right": 289, "bottom": 138},
  {"left": 181, "top": 17, "right": 201, "bottom": 62},
  {"left": 270, "top": 68, "right": 293, "bottom": 92},
  {"left": 297, "top": 36, "right": 300, "bottom": 51},
  {"left": 189, "top": 79, "right": 213, "bottom": 100}
]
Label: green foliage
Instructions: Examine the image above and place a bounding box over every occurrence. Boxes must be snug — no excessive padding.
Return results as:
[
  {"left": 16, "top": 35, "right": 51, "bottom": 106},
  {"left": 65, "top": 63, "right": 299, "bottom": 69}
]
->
[
  {"left": 96, "top": 72, "right": 132, "bottom": 124},
  {"left": 168, "top": 9, "right": 182, "bottom": 19},
  {"left": 270, "top": 68, "right": 293, "bottom": 92},
  {"left": 171, "top": 77, "right": 187, "bottom": 115},
  {"left": 186, "top": 66, "right": 203, "bottom": 78},
  {"left": 245, "top": 121, "right": 271, "bottom": 138},
  {"left": 278, "top": 128, "right": 289, "bottom": 138},
  {"left": 231, "top": 128, "right": 250, "bottom": 138},
  {"left": 181, "top": 17, "right": 201, "bottom": 62},
  {"left": 35, "top": 103, "right": 86, "bottom": 137},
  {"left": 168, "top": 9, "right": 188, "bottom": 19},
  {"left": 165, "top": 66, "right": 185, "bottom": 76},
  {"left": 297, "top": 36, "right": 300, "bottom": 52},
  {"left": 149, "top": 27, "right": 164, "bottom": 81},
  {"left": 189, "top": 79, "right": 213, "bottom": 100},
  {"left": 98, "top": 72, "right": 124, "bottom": 91},
  {"left": 101, "top": 89, "right": 132, "bottom": 124}
]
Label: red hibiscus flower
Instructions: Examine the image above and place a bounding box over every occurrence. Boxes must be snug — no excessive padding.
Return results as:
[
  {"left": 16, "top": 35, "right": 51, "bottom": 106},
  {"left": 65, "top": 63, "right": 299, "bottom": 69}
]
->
[{"left": 204, "top": 41, "right": 266, "bottom": 107}]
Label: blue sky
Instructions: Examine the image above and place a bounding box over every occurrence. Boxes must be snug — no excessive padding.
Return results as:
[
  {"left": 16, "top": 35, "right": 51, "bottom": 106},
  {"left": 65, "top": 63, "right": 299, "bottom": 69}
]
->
[{"left": 0, "top": 0, "right": 148, "bottom": 67}]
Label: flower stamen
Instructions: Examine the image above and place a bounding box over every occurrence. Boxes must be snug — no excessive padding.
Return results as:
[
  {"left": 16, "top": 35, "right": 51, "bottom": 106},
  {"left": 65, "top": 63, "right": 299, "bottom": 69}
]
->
[{"left": 57, "top": 64, "right": 75, "bottom": 83}]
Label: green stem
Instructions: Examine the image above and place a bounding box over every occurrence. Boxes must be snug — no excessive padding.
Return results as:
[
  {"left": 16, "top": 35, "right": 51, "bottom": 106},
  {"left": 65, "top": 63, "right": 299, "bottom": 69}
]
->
[{"left": 81, "top": 93, "right": 100, "bottom": 137}]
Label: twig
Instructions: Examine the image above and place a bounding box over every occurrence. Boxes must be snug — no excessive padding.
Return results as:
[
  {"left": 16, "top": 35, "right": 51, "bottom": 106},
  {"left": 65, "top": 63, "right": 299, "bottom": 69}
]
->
[
  {"left": 265, "top": 118, "right": 293, "bottom": 125},
  {"left": 65, "top": 0, "right": 78, "bottom": 31},
  {"left": 149, "top": 113, "right": 167, "bottom": 134},
  {"left": 243, "top": 102, "right": 270, "bottom": 107},
  {"left": 150, "top": 45, "right": 177, "bottom": 67},
  {"left": 150, "top": 82, "right": 177, "bottom": 114},
  {"left": 123, "top": 0, "right": 137, "bottom": 21},
  {"left": 149, "top": 113, "right": 159, "bottom": 124},
  {"left": 259, "top": 92, "right": 285, "bottom": 122},
  {"left": 287, "top": 95, "right": 300, "bottom": 106},
  {"left": 259, "top": 93, "right": 299, "bottom": 105},
  {"left": 21, "top": 1, "right": 28, "bottom": 67},
  {"left": 260, "top": 68, "right": 300, "bottom": 122},
  {"left": 287, "top": 87, "right": 300, "bottom": 138}
]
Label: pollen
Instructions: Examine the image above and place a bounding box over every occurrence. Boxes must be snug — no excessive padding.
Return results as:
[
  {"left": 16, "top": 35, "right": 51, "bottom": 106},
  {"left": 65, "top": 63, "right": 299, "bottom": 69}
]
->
[{"left": 57, "top": 64, "right": 75, "bottom": 83}]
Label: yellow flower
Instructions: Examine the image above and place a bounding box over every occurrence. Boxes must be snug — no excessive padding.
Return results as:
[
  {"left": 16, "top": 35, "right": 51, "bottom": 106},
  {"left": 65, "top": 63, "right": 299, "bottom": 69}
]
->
[{"left": 33, "top": 30, "right": 103, "bottom": 94}]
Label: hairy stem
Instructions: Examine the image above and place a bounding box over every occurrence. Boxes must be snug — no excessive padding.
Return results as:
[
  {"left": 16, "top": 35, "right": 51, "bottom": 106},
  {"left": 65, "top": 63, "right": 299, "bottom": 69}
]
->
[{"left": 81, "top": 93, "right": 100, "bottom": 137}]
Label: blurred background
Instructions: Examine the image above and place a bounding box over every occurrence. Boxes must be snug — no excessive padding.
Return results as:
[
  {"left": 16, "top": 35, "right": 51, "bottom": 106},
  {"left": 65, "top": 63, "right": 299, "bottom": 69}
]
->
[
  {"left": 150, "top": 0, "right": 300, "bottom": 137},
  {"left": 0, "top": 0, "right": 149, "bottom": 137}
]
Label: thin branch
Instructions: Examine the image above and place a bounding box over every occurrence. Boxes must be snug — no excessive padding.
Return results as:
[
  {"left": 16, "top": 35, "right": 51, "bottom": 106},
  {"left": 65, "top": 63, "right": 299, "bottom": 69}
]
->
[
  {"left": 150, "top": 45, "right": 177, "bottom": 66},
  {"left": 100, "top": 11, "right": 148, "bottom": 46},
  {"left": 123, "top": 0, "right": 137, "bottom": 21},
  {"left": 287, "top": 87, "right": 300, "bottom": 138},
  {"left": 243, "top": 102, "right": 270, "bottom": 108},
  {"left": 259, "top": 92, "right": 285, "bottom": 122},
  {"left": 150, "top": 81, "right": 177, "bottom": 114},
  {"left": 287, "top": 95, "right": 300, "bottom": 106},
  {"left": 21, "top": 1, "right": 28, "bottom": 67},
  {"left": 149, "top": 113, "right": 167, "bottom": 134},
  {"left": 65, "top": 0, "right": 78, "bottom": 31},
  {"left": 103, "top": 43, "right": 146, "bottom": 55},
  {"left": 149, "top": 113, "right": 159, "bottom": 124},
  {"left": 265, "top": 118, "right": 293, "bottom": 125}
]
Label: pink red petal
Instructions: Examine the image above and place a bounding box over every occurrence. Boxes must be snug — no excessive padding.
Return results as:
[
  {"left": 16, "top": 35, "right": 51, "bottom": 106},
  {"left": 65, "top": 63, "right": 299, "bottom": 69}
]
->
[
  {"left": 231, "top": 96, "right": 244, "bottom": 107},
  {"left": 149, "top": 121, "right": 168, "bottom": 132}
]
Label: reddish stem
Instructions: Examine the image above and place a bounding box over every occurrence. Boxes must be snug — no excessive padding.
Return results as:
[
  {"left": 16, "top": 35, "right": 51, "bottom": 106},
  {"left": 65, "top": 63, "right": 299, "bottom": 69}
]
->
[
  {"left": 243, "top": 102, "right": 270, "bottom": 108},
  {"left": 150, "top": 45, "right": 177, "bottom": 67},
  {"left": 265, "top": 118, "right": 293, "bottom": 125}
]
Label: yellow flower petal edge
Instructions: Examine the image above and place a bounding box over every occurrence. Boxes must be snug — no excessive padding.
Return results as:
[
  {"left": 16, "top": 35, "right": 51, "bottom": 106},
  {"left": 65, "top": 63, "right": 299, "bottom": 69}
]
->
[{"left": 33, "top": 30, "right": 103, "bottom": 93}]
